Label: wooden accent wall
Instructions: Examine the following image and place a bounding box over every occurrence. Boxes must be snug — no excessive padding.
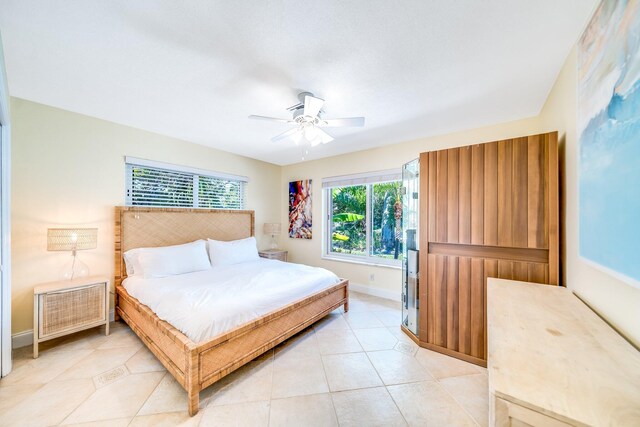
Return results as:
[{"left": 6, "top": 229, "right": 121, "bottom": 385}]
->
[{"left": 418, "top": 132, "right": 558, "bottom": 366}]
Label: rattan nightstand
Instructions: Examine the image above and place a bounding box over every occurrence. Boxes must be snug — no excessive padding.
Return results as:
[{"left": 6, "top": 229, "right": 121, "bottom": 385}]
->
[
  {"left": 258, "top": 249, "right": 288, "bottom": 262},
  {"left": 33, "top": 275, "right": 110, "bottom": 358}
]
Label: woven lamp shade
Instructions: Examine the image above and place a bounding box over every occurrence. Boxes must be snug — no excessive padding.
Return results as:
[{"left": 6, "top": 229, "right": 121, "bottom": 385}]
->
[
  {"left": 47, "top": 228, "right": 98, "bottom": 251},
  {"left": 263, "top": 223, "right": 281, "bottom": 235}
]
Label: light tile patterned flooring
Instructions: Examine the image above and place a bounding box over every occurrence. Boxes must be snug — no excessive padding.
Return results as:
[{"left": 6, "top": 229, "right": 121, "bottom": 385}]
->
[{"left": 0, "top": 291, "right": 488, "bottom": 426}]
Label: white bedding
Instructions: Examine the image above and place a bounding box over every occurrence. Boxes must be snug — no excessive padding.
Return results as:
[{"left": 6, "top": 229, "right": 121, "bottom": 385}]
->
[{"left": 122, "top": 258, "right": 341, "bottom": 343}]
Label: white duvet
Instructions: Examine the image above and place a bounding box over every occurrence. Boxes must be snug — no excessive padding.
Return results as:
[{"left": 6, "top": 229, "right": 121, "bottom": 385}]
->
[{"left": 122, "top": 258, "right": 340, "bottom": 343}]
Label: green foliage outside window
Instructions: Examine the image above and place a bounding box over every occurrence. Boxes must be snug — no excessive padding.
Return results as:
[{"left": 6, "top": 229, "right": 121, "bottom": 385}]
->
[{"left": 330, "top": 181, "right": 402, "bottom": 261}]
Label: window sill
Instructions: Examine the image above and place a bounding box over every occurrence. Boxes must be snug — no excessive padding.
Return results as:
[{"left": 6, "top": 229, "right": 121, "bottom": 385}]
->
[{"left": 321, "top": 254, "right": 402, "bottom": 270}]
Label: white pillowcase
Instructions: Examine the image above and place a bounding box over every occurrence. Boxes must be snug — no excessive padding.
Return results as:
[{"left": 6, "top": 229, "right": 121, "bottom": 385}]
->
[
  {"left": 123, "top": 240, "right": 211, "bottom": 279},
  {"left": 207, "top": 236, "right": 260, "bottom": 267}
]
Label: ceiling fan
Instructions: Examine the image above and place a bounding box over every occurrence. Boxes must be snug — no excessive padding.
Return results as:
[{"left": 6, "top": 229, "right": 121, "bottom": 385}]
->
[{"left": 249, "top": 92, "right": 365, "bottom": 146}]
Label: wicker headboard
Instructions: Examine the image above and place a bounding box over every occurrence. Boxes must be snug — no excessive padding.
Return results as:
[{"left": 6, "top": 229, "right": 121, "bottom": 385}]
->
[{"left": 114, "top": 206, "right": 255, "bottom": 286}]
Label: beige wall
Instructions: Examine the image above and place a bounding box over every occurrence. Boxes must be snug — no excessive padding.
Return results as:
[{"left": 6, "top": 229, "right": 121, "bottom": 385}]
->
[
  {"left": 11, "top": 98, "right": 281, "bottom": 334},
  {"left": 538, "top": 48, "right": 640, "bottom": 347}
]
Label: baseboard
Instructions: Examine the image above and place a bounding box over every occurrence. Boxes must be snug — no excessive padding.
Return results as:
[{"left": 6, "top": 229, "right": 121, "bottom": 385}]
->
[
  {"left": 349, "top": 282, "right": 400, "bottom": 302},
  {"left": 12, "top": 309, "right": 115, "bottom": 349},
  {"left": 11, "top": 330, "right": 33, "bottom": 349}
]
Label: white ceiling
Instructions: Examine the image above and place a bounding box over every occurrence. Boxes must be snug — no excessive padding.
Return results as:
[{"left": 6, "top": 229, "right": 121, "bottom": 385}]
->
[{"left": 0, "top": 0, "right": 597, "bottom": 165}]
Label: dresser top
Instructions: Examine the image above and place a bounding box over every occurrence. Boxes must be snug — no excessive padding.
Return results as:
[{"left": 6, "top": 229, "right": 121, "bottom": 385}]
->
[
  {"left": 487, "top": 278, "right": 640, "bottom": 426},
  {"left": 34, "top": 275, "right": 110, "bottom": 294}
]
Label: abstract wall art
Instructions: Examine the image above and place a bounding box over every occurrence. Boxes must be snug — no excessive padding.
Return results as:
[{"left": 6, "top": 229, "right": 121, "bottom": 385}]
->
[
  {"left": 578, "top": 0, "right": 640, "bottom": 287},
  {"left": 289, "top": 179, "right": 312, "bottom": 239}
]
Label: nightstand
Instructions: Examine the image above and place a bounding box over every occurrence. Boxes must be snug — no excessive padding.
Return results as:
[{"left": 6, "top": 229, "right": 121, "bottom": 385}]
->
[
  {"left": 259, "top": 249, "right": 288, "bottom": 262},
  {"left": 33, "top": 275, "right": 110, "bottom": 358}
]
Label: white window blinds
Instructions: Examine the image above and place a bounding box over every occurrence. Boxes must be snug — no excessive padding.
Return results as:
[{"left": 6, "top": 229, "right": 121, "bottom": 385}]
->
[
  {"left": 125, "top": 157, "right": 247, "bottom": 209},
  {"left": 322, "top": 169, "right": 401, "bottom": 189}
]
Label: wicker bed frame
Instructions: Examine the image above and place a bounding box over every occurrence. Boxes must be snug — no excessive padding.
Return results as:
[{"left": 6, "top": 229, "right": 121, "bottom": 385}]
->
[{"left": 114, "top": 206, "right": 349, "bottom": 416}]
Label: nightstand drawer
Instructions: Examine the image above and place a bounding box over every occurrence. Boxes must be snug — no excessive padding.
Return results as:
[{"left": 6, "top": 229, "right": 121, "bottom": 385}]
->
[
  {"left": 259, "top": 250, "right": 288, "bottom": 262},
  {"left": 39, "top": 283, "right": 106, "bottom": 337}
]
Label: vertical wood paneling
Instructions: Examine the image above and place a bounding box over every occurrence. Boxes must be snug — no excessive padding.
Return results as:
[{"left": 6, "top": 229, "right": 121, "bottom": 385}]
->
[
  {"left": 459, "top": 147, "right": 472, "bottom": 244},
  {"left": 471, "top": 145, "right": 484, "bottom": 245},
  {"left": 527, "top": 263, "right": 546, "bottom": 283},
  {"left": 547, "top": 133, "right": 559, "bottom": 284},
  {"left": 470, "top": 258, "right": 485, "bottom": 359},
  {"left": 427, "top": 254, "right": 436, "bottom": 344},
  {"left": 483, "top": 260, "right": 498, "bottom": 359},
  {"left": 420, "top": 132, "right": 558, "bottom": 366},
  {"left": 428, "top": 153, "right": 437, "bottom": 242},
  {"left": 433, "top": 255, "right": 448, "bottom": 347},
  {"left": 513, "top": 262, "right": 529, "bottom": 282},
  {"left": 527, "top": 135, "right": 544, "bottom": 248},
  {"left": 458, "top": 257, "right": 471, "bottom": 355},
  {"left": 436, "top": 151, "right": 448, "bottom": 243},
  {"left": 545, "top": 265, "right": 550, "bottom": 284},
  {"left": 497, "top": 140, "right": 513, "bottom": 247},
  {"left": 484, "top": 142, "right": 498, "bottom": 245},
  {"left": 543, "top": 137, "right": 550, "bottom": 249},
  {"left": 446, "top": 256, "right": 459, "bottom": 351},
  {"left": 447, "top": 149, "right": 459, "bottom": 243},
  {"left": 512, "top": 138, "right": 528, "bottom": 247},
  {"left": 498, "top": 261, "right": 513, "bottom": 280}
]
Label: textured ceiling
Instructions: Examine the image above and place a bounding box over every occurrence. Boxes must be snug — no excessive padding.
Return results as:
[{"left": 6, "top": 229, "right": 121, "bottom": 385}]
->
[{"left": 0, "top": 0, "right": 597, "bottom": 165}]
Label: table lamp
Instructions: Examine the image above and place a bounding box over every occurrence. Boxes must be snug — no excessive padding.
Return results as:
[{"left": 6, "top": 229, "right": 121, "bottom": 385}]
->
[
  {"left": 47, "top": 228, "right": 98, "bottom": 280},
  {"left": 263, "top": 223, "right": 281, "bottom": 249}
]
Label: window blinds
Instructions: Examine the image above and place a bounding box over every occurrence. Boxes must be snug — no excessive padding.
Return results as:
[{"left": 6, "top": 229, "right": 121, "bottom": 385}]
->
[
  {"left": 125, "top": 158, "right": 247, "bottom": 209},
  {"left": 321, "top": 169, "right": 402, "bottom": 189}
]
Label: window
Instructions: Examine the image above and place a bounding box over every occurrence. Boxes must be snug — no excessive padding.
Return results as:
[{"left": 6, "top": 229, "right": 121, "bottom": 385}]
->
[
  {"left": 125, "top": 157, "right": 247, "bottom": 209},
  {"left": 324, "top": 170, "right": 403, "bottom": 266}
]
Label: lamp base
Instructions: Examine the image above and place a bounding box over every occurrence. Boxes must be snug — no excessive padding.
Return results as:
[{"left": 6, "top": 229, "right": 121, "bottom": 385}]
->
[
  {"left": 60, "top": 254, "right": 90, "bottom": 281},
  {"left": 270, "top": 235, "right": 279, "bottom": 250}
]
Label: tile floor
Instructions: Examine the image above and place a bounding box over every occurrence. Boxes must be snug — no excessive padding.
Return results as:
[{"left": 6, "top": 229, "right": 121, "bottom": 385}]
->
[{"left": 0, "top": 291, "right": 488, "bottom": 426}]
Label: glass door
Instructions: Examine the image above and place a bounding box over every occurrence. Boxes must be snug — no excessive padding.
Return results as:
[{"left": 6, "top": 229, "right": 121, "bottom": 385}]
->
[{"left": 401, "top": 159, "right": 419, "bottom": 335}]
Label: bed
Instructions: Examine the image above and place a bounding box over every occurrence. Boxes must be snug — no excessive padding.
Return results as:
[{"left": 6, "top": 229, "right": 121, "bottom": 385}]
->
[{"left": 114, "top": 206, "right": 349, "bottom": 416}]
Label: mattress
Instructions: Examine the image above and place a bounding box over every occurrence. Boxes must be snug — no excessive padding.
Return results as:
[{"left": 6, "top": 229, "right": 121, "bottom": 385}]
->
[{"left": 122, "top": 258, "right": 340, "bottom": 343}]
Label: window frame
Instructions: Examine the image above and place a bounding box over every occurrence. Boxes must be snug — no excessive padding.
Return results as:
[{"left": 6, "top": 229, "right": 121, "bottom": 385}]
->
[
  {"left": 124, "top": 156, "right": 248, "bottom": 210},
  {"left": 322, "top": 170, "right": 402, "bottom": 268}
]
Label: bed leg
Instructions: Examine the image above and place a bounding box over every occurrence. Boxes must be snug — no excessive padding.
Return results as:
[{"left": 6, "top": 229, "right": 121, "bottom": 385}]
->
[
  {"left": 114, "top": 292, "right": 121, "bottom": 322},
  {"left": 187, "top": 388, "right": 199, "bottom": 416},
  {"left": 344, "top": 288, "right": 349, "bottom": 313},
  {"left": 186, "top": 348, "right": 200, "bottom": 416}
]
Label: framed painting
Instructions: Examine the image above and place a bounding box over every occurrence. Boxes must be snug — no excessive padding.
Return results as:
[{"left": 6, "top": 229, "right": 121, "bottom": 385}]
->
[
  {"left": 578, "top": 0, "right": 640, "bottom": 287},
  {"left": 289, "top": 179, "right": 312, "bottom": 239}
]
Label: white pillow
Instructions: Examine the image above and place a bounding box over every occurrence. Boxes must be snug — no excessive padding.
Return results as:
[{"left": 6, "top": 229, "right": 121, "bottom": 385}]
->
[
  {"left": 207, "top": 237, "right": 260, "bottom": 267},
  {"left": 123, "top": 240, "right": 211, "bottom": 279}
]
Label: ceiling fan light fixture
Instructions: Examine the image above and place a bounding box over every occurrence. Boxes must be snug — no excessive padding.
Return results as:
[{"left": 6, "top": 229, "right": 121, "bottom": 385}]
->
[
  {"left": 249, "top": 91, "right": 364, "bottom": 147},
  {"left": 304, "top": 125, "right": 319, "bottom": 140},
  {"left": 292, "top": 130, "right": 303, "bottom": 145}
]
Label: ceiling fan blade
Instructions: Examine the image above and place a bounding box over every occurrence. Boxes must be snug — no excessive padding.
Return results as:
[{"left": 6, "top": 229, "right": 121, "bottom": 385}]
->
[
  {"left": 318, "top": 128, "right": 334, "bottom": 144},
  {"left": 303, "top": 95, "right": 324, "bottom": 118},
  {"left": 271, "top": 127, "right": 301, "bottom": 143},
  {"left": 248, "top": 115, "right": 293, "bottom": 124},
  {"left": 309, "top": 128, "right": 334, "bottom": 147},
  {"left": 321, "top": 117, "right": 365, "bottom": 127}
]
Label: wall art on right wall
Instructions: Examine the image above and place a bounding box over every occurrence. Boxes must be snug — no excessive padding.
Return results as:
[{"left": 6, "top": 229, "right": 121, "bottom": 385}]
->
[{"left": 578, "top": 0, "right": 640, "bottom": 287}]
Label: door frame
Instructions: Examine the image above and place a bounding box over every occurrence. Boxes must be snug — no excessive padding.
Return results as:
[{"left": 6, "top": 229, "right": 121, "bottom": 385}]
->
[{"left": 0, "top": 31, "right": 12, "bottom": 377}]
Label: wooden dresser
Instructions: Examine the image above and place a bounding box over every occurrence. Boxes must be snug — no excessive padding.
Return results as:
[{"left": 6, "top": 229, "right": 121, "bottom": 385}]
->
[{"left": 487, "top": 278, "right": 640, "bottom": 426}]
